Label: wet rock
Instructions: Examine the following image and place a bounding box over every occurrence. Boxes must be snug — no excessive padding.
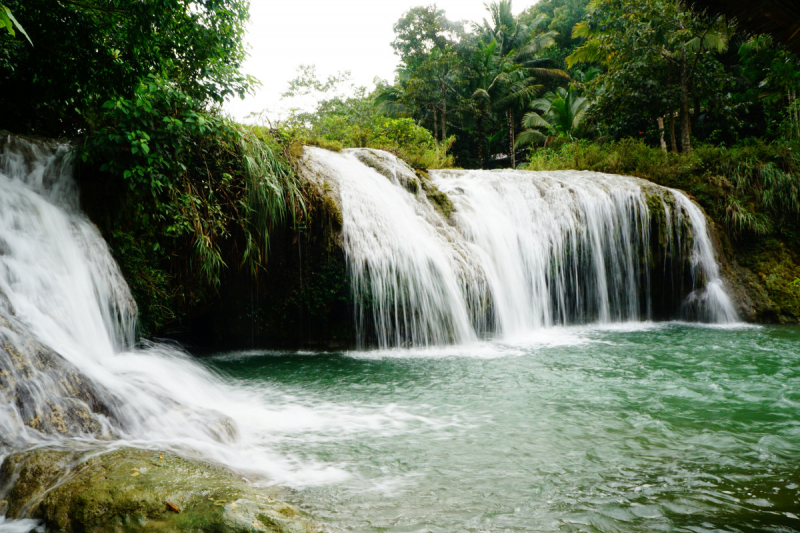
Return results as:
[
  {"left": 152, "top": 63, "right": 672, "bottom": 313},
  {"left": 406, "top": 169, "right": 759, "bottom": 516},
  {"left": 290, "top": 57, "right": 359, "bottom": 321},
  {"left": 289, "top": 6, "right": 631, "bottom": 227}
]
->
[
  {"left": 718, "top": 257, "right": 777, "bottom": 322},
  {"left": 0, "top": 447, "right": 318, "bottom": 533},
  {"left": 0, "top": 292, "right": 121, "bottom": 444}
]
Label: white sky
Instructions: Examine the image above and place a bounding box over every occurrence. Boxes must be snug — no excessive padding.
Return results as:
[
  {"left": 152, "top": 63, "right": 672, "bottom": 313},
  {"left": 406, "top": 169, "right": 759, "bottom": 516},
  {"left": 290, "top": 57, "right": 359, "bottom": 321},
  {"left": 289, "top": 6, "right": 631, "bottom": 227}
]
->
[{"left": 225, "top": 0, "right": 539, "bottom": 121}]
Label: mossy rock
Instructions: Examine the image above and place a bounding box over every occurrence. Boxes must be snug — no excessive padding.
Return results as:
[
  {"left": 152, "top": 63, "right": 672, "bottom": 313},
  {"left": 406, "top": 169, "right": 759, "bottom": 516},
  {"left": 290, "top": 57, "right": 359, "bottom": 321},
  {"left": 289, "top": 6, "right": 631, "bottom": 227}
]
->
[
  {"left": 0, "top": 447, "right": 317, "bottom": 533},
  {"left": 736, "top": 239, "right": 800, "bottom": 322},
  {"left": 418, "top": 174, "right": 454, "bottom": 219},
  {"left": 350, "top": 149, "right": 423, "bottom": 196}
]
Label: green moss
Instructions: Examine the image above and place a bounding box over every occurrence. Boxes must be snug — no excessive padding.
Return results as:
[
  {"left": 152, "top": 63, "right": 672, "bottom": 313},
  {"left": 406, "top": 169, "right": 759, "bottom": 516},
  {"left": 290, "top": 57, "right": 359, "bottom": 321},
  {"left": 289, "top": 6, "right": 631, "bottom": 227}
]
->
[
  {"left": 1, "top": 448, "right": 317, "bottom": 533},
  {"left": 738, "top": 239, "right": 800, "bottom": 322},
  {"left": 323, "top": 194, "right": 343, "bottom": 229},
  {"left": 305, "top": 138, "right": 342, "bottom": 152},
  {"left": 351, "top": 149, "right": 425, "bottom": 197},
  {"left": 418, "top": 172, "right": 454, "bottom": 219},
  {"left": 352, "top": 151, "right": 393, "bottom": 179}
]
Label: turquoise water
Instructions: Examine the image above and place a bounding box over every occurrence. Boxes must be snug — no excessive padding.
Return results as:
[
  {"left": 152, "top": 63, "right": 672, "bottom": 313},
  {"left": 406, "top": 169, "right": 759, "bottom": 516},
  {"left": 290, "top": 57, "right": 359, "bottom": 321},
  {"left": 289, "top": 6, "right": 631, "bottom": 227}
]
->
[{"left": 208, "top": 323, "right": 800, "bottom": 532}]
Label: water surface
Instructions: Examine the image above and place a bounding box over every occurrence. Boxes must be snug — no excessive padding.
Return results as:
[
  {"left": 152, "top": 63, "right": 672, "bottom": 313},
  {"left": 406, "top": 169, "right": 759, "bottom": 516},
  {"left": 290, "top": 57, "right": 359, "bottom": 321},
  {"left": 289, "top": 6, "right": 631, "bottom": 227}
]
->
[{"left": 208, "top": 323, "right": 800, "bottom": 533}]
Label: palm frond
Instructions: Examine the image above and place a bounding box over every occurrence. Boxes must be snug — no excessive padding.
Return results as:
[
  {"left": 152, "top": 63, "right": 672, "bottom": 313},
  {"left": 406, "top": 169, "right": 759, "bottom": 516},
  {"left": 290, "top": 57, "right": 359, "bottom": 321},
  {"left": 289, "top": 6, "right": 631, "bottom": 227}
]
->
[
  {"left": 515, "top": 129, "right": 548, "bottom": 148},
  {"left": 522, "top": 111, "right": 550, "bottom": 129},
  {"left": 566, "top": 39, "right": 607, "bottom": 67}
]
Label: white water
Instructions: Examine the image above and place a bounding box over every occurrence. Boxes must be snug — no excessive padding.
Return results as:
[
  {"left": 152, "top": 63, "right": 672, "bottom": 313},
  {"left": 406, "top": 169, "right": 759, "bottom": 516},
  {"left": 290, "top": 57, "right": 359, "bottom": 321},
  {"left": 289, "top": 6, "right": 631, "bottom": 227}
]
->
[
  {"left": 0, "top": 137, "right": 371, "bottom": 488},
  {"left": 305, "top": 148, "right": 738, "bottom": 347}
]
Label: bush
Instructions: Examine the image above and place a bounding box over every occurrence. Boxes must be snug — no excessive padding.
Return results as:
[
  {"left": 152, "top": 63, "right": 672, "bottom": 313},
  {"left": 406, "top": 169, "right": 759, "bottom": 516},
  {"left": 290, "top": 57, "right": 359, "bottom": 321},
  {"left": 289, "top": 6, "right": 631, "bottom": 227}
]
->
[
  {"left": 524, "top": 138, "right": 800, "bottom": 239},
  {"left": 80, "top": 76, "right": 303, "bottom": 334}
]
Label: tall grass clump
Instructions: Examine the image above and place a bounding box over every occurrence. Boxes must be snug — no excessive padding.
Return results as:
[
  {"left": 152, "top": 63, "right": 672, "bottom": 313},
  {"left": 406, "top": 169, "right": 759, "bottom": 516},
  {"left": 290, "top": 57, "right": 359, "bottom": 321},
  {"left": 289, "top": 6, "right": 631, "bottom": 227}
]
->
[
  {"left": 238, "top": 125, "right": 305, "bottom": 276},
  {"left": 79, "top": 77, "right": 307, "bottom": 332}
]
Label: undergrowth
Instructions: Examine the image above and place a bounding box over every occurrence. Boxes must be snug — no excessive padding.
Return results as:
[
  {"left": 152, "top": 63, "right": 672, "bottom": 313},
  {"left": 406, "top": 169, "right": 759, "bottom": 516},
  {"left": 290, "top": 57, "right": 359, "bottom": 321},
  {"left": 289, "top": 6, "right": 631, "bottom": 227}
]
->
[
  {"left": 78, "top": 77, "right": 305, "bottom": 335},
  {"left": 524, "top": 138, "right": 800, "bottom": 238}
]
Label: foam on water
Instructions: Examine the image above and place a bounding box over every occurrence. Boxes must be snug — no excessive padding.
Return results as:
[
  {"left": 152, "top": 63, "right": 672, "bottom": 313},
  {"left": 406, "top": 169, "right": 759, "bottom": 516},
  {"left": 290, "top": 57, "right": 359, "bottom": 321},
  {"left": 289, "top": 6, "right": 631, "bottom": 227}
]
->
[
  {"left": 0, "top": 137, "right": 385, "bottom": 490},
  {"left": 0, "top": 517, "right": 43, "bottom": 533}
]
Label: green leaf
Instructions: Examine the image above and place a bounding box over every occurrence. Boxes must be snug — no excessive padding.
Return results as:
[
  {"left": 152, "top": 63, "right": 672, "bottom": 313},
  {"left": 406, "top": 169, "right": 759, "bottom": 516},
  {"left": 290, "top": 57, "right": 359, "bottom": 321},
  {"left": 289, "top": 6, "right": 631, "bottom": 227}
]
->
[{"left": 4, "top": 7, "right": 33, "bottom": 46}]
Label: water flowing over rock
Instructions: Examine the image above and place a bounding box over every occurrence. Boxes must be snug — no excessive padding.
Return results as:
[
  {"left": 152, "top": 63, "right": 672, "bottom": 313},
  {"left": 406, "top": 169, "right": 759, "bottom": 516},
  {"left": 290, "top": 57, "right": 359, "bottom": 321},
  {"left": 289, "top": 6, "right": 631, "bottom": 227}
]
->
[
  {"left": 0, "top": 134, "right": 316, "bottom": 532},
  {"left": 303, "top": 147, "right": 739, "bottom": 348},
  {"left": 0, "top": 135, "right": 132, "bottom": 447},
  {"left": 0, "top": 133, "right": 753, "bottom": 530}
]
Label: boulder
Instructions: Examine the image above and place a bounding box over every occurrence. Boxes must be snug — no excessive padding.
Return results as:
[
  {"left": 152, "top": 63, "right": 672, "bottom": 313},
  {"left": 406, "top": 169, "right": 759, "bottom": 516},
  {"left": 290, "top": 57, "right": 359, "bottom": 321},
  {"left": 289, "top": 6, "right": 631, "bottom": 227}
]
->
[{"left": 0, "top": 447, "right": 317, "bottom": 533}]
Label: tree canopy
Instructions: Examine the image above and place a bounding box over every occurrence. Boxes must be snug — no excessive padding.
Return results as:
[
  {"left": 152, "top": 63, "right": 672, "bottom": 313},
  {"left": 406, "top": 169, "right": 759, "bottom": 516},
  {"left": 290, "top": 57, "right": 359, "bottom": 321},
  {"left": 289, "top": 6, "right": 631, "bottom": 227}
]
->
[{"left": 0, "top": 0, "right": 253, "bottom": 136}]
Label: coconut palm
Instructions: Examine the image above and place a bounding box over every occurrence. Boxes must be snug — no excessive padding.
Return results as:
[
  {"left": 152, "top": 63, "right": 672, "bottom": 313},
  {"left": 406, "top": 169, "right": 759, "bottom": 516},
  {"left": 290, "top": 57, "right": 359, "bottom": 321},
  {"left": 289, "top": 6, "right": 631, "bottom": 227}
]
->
[
  {"left": 480, "top": 1, "right": 552, "bottom": 59},
  {"left": 474, "top": 2, "right": 569, "bottom": 167},
  {"left": 515, "top": 87, "right": 593, "bottom": 148}
]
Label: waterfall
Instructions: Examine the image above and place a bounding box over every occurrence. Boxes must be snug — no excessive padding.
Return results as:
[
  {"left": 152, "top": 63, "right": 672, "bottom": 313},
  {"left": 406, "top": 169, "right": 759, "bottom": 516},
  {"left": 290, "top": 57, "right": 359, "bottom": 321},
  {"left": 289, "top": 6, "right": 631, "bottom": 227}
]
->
[
  {"left": 0, "top": 136, "right": 253, "bottom": 453},
  {"left": 0, "top": 136, "right": 739, "bottom": 456},
  {"left": 0, "top": 136, "right": 347, "bottom": 486},
  {"left": 305, "top": 147, "right": 738, "bottom": 347}
]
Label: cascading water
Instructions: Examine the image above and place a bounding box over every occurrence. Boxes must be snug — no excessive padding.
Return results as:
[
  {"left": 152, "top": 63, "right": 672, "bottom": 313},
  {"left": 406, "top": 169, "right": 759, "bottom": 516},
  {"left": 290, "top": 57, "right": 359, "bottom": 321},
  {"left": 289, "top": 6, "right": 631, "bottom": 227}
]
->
[
  {"left": 0, "top": 136, "right": 742, "bottom": 530},
  {"left": 0, "top": 136, "right": 361, "bottom": 494},
  {"left": 304, "top": 147, "right": 738, "bottom": 348}
]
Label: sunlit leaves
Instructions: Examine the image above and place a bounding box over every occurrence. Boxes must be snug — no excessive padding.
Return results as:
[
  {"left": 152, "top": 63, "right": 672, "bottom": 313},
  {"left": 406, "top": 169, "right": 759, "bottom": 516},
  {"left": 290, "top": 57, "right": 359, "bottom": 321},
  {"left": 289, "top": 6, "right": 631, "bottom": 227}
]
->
[{"left": 0, "top": 4, "right": 31, "bottom": 45}]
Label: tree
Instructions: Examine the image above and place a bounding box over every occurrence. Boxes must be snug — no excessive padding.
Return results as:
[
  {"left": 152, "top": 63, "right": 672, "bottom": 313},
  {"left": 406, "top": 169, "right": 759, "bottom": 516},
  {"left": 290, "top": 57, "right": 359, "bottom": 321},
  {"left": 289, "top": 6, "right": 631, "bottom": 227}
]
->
[
  {"left": 482, "top": 62, "right": 545, "bottom": 167},
  {"left": 392, "top": 5, "right": 464, "bottom": 64},
  {"left": 464, "top": 39, "right": 502, "bottom": 167},
  {"left": 0, "top": 0, "right": 252, "bottom": 136},
  {"left": 738, "top": 35, "right": 800, "bottom": 140},
  {"left": 481, "top": 0, "right": 532, "bottom": 56},
  {"left": 567, "top": 0, "right": 730, "bottom": 152},
  {"left": 516, "top": 86, "right": 592, "bottom": 148},
  {"left": 476, "top": 3, "right": 567, "bottom": 167},
  {"left": 390, "top": 6, "right": 470, "bottom": 142}
]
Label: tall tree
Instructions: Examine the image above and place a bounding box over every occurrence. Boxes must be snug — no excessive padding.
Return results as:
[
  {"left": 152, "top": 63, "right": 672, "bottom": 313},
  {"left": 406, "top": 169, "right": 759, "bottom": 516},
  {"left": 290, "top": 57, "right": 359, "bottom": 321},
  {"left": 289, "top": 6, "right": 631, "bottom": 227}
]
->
[
  {"left": 0, "top": 0, "right": 252, "bottom": 136},
  {"left": 477, "top": 3, "right": 567, "bottom": 167},
  {"left": 567, "top": 0, "right": 729, "bottom": 152}
]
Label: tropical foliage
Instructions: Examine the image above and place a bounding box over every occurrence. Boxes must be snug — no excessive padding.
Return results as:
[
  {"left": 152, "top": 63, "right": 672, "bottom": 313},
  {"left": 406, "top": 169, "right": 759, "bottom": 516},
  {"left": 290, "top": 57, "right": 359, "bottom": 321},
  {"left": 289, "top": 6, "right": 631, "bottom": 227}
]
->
[
  {"left": 0, "top": 0, "right": 300, "bottom": 334},
  {"left": 4, "top": 0, "right": 800, "bottom": 332},
  {"left": 516, "top": 86, "right": 592, "bottom": 148},
  {"left": 280, "top": 66, "right": 456, "bottom": 169},
  {"left": 341, "top": 0, "right": 799, "bottom": 166}
]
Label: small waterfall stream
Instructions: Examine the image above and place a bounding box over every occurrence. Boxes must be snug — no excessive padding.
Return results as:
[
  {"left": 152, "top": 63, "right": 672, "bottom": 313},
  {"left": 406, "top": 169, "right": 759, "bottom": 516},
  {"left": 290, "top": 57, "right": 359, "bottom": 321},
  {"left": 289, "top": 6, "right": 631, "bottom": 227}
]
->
[
  {"left": 0, "top": 136, "right": 354, "bottom": 486},
  {"left": 306, "top": 148, "right": 738, "bottom": 347}
]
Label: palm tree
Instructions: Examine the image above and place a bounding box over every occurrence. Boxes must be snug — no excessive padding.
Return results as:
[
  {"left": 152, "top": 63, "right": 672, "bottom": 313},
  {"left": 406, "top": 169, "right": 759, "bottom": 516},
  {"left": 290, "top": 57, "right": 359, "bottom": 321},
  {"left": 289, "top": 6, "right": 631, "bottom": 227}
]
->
[
  {"left": 486, "top": 63, "right": 545, "bottom": 168},
  {"left": 374, "top": 80, "right": 408, "bottom": 119},
  {"left": 475, "top": 2, "right": 569, "bottom": 167},
  {"left": 515, "top": 87, "right": 593, "bottom": 148},
  {"left": 464, "top": 39, "right": 501, "bottom": 168},
  {"left": 480, "top": 1, "right": 550, "bottom": 58}
]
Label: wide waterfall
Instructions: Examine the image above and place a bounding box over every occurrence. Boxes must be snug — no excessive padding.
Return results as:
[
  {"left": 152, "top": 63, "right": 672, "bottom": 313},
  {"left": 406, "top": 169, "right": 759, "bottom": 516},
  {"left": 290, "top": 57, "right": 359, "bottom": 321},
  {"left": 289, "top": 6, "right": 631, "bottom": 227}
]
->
[
  {"left": 0, "top": 135, "right": 738, "bottom": 469},
  {"left": 305, "top": 147, "right": 738, "bottom": 347}
]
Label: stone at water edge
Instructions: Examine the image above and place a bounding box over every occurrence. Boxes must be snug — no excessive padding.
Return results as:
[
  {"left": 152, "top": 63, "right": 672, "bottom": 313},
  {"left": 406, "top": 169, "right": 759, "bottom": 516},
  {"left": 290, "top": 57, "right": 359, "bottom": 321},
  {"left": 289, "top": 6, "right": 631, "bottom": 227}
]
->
[{"left": 0, "top": 447, "right": 318, "bottom": 533}]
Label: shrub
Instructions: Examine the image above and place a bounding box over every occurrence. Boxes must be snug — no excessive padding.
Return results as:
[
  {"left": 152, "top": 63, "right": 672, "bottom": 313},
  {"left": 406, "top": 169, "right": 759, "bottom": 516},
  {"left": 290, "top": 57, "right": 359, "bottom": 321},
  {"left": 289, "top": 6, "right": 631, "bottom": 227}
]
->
[{"left": 80, "top": 75, "right": 303, "bottom": 333}]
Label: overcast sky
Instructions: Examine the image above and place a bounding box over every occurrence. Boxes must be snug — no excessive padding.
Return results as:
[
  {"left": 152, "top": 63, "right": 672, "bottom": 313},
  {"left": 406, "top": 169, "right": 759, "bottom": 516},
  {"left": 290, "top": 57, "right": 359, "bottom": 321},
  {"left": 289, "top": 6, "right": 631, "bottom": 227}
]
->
[{"left": 225, "top": 0, "right": 538, "bottom": 121}]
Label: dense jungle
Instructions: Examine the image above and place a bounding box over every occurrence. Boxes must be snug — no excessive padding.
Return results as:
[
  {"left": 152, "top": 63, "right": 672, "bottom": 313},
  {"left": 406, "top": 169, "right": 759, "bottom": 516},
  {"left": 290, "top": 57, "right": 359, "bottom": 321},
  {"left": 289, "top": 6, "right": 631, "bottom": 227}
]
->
[
  {"left": 2, "top": 0, "right": 799, "bottom": 346},
  {"left": 1, "top": 1, "right": 800, "bottom": 532}
]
